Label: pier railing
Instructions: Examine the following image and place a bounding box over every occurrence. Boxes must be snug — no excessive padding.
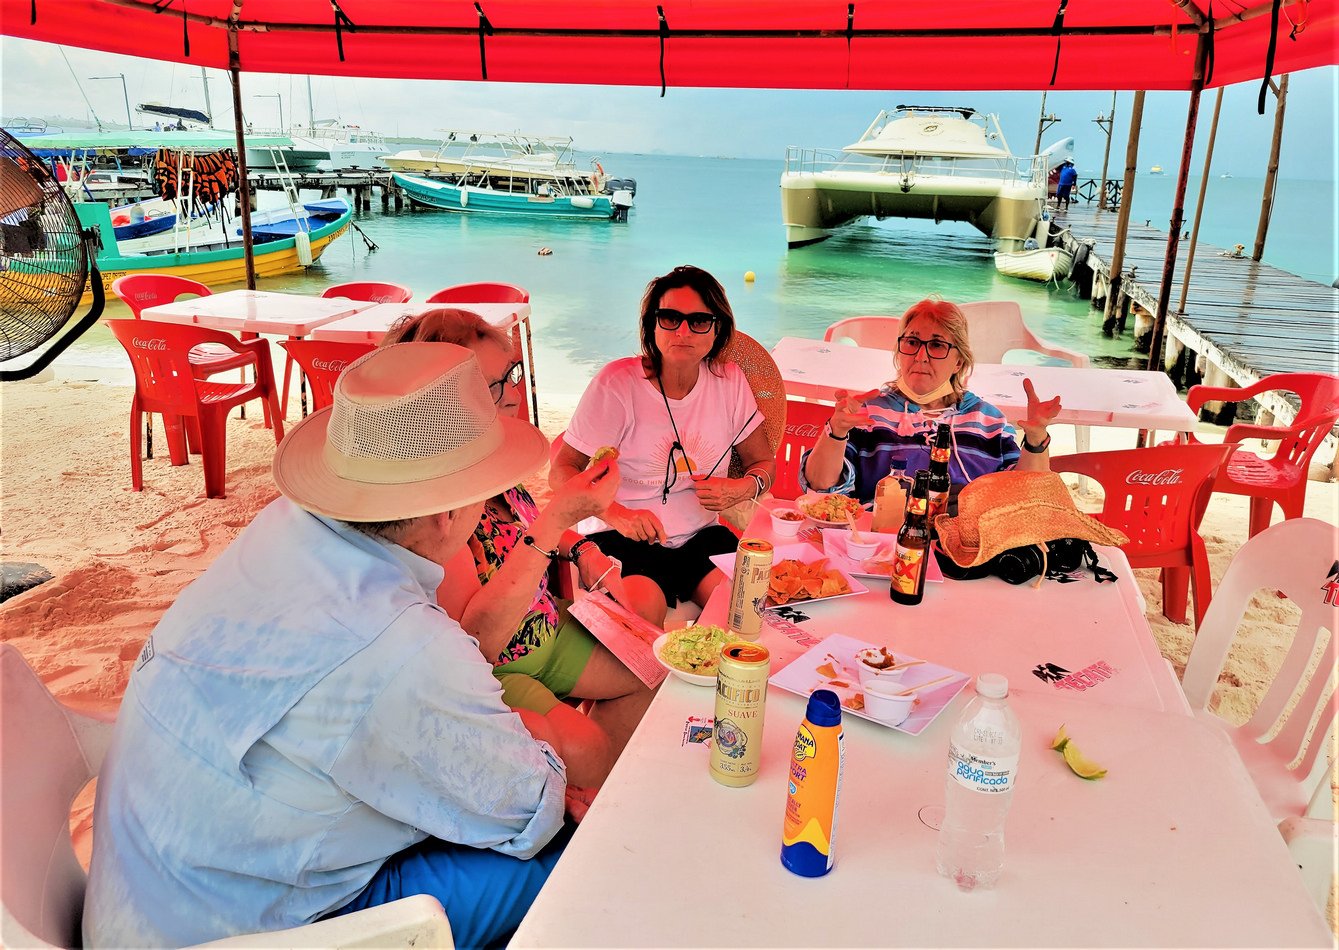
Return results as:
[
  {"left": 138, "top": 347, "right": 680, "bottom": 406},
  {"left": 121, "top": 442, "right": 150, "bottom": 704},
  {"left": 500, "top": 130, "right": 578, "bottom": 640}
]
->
[{"left": 783, "top": 147, "right": 1045, "bottom": 188}]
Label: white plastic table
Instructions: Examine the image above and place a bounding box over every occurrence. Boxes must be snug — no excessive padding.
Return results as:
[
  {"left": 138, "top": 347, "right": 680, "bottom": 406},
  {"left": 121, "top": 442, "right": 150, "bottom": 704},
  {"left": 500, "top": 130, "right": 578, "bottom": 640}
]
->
[
  {"left": 511, "top": 684, "right": 1329, "bottom": 947},
  {"left": 142, "top": 290, "right": 378, "bottom": 418},
  {"left": 309, "top": 301, "right": 531, "bottom": 343},
  {"left": 313, "top": 301, "right": 539, "bottom": 423},
  {"left": 772, "top": 336, "right": 1198, "bottom": 440}
]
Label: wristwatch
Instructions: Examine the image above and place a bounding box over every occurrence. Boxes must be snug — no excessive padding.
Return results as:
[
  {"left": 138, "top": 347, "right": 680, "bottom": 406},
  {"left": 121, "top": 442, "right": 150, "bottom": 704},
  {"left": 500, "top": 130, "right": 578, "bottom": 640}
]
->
[{"left": 1022, "top": 432, "right": 1052, "bottom": 454}]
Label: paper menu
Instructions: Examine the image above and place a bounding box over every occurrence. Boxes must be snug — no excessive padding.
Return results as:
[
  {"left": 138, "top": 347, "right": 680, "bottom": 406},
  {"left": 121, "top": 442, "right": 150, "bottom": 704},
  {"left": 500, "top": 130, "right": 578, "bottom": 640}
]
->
[{"left": 566, "top": 592, "right": 668, "bottom": 689}]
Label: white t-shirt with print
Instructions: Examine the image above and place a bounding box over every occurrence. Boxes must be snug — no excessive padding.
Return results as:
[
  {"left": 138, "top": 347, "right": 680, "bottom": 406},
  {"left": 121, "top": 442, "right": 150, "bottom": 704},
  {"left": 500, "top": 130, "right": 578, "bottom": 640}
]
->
[{"left": 565, "top": 357, "right": 762, "bottom": 548}]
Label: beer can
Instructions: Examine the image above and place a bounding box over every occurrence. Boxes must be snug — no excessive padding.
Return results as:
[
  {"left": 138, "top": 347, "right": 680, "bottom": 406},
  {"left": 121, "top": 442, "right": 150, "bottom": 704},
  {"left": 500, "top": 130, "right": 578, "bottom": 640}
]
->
[
  {"left": 726, "top": 538, "right": 774, "bottom": 640},
  {"left": 710, "top": 641, "right": 771, "bottom": 787}
]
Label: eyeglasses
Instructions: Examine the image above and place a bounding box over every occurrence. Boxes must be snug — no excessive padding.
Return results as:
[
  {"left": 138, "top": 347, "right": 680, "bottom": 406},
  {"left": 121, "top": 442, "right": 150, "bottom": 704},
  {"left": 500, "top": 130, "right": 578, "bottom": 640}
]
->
[
  {"left": 655, "top": 308, "right": 717, "bottom": 334},
  {"left": 488, "top": 361, "right": 523, "bottom": 403},
  {"left": 897, "top": 336, "right": 957, "bottom": 360}
]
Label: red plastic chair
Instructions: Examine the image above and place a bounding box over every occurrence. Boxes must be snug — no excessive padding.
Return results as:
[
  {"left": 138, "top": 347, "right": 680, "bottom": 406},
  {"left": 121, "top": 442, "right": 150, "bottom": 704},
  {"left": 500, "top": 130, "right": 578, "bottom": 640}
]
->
[
  {"left": 107, "top": 319, "right": 285, "bottom": 499},
  {"left": 1050, "top": 443, "right": 1235, "bottom": 627},
  {"left": 425, "top": 282, "right": 530, "bottom": 304},
  {"left": 110, "top": 274, "right": 252, "bottom": 375},
  {"left": 774, "top": 400, "right": 832, "bottom": 500},
  {"left": 1178, "top": 373, "right": 1339, "bottom": 538},
  {"left": 278, "top": 340, "right": 376, "bottom": 412},
  {"left": 319, "top": 281, "right": 413, "bottom": 304}
]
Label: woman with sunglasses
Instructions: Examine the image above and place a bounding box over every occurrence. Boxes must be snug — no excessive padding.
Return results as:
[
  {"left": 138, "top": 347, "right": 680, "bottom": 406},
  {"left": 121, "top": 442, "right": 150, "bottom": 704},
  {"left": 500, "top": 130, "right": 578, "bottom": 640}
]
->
[
  {"left": 551, "top": 265, "right": 776, "bottom": 610},
  {"left": 382, "top": 308, "right": 667, "bottom": 779},
  {"left": 802, "top": 297, "right": 1061, "bottom": 509}
]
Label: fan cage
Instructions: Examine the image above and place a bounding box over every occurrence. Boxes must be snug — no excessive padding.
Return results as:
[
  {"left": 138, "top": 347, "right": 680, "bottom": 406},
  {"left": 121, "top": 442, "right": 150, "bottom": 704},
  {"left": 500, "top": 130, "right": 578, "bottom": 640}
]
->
[{"left": 0, "top": 130, "right": 90, "bottom": 362}]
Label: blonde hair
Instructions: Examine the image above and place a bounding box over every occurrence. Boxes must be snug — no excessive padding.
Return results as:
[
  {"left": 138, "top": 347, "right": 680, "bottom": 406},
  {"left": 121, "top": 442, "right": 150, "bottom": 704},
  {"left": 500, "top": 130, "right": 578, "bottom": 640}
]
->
[
  {"left": 898, "top": 296, "right": 975, "bottom": 398},
  {"left": 381, "top": 307, "right": 511, "bottom": 353}
]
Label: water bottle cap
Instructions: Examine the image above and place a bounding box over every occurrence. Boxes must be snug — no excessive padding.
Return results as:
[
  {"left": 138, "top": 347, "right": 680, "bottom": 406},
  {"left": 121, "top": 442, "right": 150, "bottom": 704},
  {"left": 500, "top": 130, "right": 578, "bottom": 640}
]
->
[
  {"left": 805, "top": 688, "right": 842, "bottom": 726},
  {"left": 976, "top": 673, "right": 1009, "bottom": 699}
]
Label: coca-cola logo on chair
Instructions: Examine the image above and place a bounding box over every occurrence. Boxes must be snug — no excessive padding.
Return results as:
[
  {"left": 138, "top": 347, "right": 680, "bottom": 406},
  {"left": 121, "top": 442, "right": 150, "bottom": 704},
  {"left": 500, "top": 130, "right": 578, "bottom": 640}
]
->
[
  {"left": 1124, "top": 468, "right": 1183, "bottom": 487},
  {"left": 132, "top": 338, "right": 168, "bottom": 351}
]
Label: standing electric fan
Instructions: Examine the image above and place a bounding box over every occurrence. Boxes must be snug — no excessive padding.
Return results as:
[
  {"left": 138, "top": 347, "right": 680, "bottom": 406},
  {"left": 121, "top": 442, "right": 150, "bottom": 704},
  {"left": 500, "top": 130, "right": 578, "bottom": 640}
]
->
[{"left": 0, "top": 128, "right": 105, "bottom": 382}]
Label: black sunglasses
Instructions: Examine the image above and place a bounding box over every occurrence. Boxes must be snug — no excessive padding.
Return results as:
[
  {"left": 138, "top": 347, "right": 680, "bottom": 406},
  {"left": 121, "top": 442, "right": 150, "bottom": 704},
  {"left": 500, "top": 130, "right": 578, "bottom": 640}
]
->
[
  {"left": 488, "top": 361, "right": 523, "bottom": 403},
  {"left": 897, "top": 335, "right": 957, "bottom": 360},
  {"left": 655, "top": 308, "right": 717, "bottom": 334}
]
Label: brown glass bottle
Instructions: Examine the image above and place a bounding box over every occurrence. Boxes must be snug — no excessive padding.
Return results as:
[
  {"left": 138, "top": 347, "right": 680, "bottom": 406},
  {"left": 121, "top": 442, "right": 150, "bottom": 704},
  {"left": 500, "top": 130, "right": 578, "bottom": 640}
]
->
[
  {"left": 926, "top": 423, "right": 952, "bottom": 538},
  {"left": 889, "top": 470, "right": 931, "bottom": 606}
]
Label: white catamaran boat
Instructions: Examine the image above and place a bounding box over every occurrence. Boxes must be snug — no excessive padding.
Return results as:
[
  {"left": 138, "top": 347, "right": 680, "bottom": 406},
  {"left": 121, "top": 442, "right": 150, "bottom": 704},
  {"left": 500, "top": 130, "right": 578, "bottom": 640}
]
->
[{"left": 779, "top": 106, "right": 1047, "bottom": 250}]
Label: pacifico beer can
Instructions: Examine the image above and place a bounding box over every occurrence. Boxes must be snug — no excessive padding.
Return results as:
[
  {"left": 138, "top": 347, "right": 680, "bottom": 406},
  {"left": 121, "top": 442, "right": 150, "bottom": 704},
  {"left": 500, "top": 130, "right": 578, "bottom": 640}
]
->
[
  {"left": 710, "top": 641, "right": 771, "bottom": 787},
  {"left": 726, "top": 538, "right": 774, "bottom": 640}
]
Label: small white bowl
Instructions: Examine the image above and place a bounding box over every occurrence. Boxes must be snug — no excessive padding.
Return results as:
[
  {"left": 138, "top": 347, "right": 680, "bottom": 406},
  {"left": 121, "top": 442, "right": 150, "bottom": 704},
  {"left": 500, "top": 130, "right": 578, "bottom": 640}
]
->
[
  {"left": 863, "top": 681, "right": 915, "bottom": 725},
  {"left": 652, "top": 633, "right": 718, "bottom": 687},
  {"left": 843, "top": 532, "right": 881, "bottom": 561},
  {"left": 769, "top": 506, "right": 805, "bottom": 538},
  {"left": 855, "top": 647, "right": 906, "bottom": 687}
]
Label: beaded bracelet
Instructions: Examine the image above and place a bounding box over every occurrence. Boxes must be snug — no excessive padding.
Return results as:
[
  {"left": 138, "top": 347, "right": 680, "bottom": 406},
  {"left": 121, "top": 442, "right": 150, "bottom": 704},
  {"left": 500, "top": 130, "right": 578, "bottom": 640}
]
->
[
  {"left": 566, "top": 537, "right": 599, "bottom": 563},
  {"left": 522, "top": 535, "right": 559, "bottom": 560}
]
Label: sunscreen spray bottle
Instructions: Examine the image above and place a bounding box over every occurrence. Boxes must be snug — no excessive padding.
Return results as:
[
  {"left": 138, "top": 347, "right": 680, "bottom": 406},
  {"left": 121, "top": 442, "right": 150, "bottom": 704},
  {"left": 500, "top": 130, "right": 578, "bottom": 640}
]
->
[{"left": 780, "top": 689, "right": 845, "bottom": 876}]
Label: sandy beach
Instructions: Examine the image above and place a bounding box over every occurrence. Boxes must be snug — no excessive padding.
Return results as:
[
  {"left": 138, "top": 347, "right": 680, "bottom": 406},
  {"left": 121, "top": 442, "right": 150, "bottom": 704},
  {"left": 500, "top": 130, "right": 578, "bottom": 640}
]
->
[{"left": 2, "top": 373, "right": 1335, "bottom": 929}]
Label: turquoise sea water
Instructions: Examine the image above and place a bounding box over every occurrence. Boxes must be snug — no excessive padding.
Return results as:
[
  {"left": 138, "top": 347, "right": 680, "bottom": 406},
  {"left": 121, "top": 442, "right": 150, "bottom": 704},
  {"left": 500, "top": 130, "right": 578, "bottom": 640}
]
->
[{"left": 65, "top": 153, "right": 1334, "bottom": 394}]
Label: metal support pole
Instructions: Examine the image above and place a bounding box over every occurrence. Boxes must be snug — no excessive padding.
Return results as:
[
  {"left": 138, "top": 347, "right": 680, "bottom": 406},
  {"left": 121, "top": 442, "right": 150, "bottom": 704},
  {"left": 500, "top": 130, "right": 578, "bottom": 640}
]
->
[
  {"left": 228, "top": 30, "right": 257, "bottom": 290},
  {"left": 1103, "top": 91, "right": 1144, "bottom": 336},
  {"left": 1145, "top": 35, "right": 1208, "bottom": 385},
  {"left": 1178, "top": 86, "right": 1224, "bottom": 314},
  {"left": 1253, "top": 73, "right": 1289, "bottom": 261}
]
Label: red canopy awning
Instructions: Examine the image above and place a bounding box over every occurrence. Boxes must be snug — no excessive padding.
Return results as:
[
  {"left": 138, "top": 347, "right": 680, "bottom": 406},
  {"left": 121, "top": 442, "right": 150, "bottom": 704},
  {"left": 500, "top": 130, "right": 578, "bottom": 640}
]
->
[{"left": 4, "top": 0, "right": 1334, "bottom": 90}]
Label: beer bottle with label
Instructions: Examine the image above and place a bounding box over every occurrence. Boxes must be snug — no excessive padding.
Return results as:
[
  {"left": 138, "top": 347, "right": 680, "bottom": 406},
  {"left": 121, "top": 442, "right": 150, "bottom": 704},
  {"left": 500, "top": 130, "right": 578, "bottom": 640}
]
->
[
  {"left": 926, "top": 423, "right": 952, "bottom": 538},
  {"left": 889, "top": 470, "right": 932, "bottom": 606}
]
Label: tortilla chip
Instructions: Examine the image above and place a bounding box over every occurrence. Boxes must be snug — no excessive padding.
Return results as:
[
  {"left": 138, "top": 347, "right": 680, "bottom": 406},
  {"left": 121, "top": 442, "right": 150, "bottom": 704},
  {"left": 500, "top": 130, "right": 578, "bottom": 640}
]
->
[
  {"left": 840, "top": 694, "right": 865, "bottom": 711},
  {"left": 815, "top": 661, "right": 836, "bottom": 679}
]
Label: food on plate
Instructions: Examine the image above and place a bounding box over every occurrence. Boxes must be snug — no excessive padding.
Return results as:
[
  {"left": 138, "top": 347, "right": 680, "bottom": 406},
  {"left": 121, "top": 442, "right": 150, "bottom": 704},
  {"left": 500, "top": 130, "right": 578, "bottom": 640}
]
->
[
  {"left": 774, "top": 510, "right": 804, "bottom": 522},
  {"left": 856, "top": 646, "right": 898, "bottom": 671},
  {"left": 798, "top": 494, "right": 864, "bottom": 524},
  {"left": 768, "top": 558, "right": 852, "bottom": 605},
  {"left": 587, "top": 445, "right": 620, "bottom": 468},
  {"left": 659, "top": 624, "right": 730, "bottom": 675},
  {"left": 1051, "top": 724, "right": 1107, "bottom": 779},
  {"left": 815, "top": 660, "right": 837, "bottom": 679}
]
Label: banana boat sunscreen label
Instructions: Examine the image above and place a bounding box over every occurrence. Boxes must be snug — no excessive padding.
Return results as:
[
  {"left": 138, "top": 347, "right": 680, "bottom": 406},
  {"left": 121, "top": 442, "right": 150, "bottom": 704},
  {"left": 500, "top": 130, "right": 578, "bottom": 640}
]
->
[{"left": 781, "top": 689, "right": 844, "bottom": 877}]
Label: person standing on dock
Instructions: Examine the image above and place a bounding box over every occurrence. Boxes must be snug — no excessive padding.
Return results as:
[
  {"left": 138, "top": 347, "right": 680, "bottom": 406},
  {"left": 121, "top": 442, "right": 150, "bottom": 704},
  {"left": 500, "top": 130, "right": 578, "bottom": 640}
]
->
[{"left": 1056, "top": 160, "right": 1078, "bottom": 210}]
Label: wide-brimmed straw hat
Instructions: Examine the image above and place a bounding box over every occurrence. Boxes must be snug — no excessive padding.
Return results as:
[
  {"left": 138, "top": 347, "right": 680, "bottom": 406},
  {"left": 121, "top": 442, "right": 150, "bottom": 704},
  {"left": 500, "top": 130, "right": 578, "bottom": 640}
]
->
[
  {"left": 935, "top": 471, "right": 1129, "bottom": 568},
  {"left": 273, "top": 343, "right": 549, "bottom": 521}
]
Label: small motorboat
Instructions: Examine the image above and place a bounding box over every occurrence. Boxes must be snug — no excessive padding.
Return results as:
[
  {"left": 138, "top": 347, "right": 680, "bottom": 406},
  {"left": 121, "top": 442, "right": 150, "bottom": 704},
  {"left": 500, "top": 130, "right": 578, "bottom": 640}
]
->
[
  {"left": 108, "top": 197, "right": 177, "bottom": 241},
  {"left": 993, "top": 246, "right": 1074, "bottom": 283}
]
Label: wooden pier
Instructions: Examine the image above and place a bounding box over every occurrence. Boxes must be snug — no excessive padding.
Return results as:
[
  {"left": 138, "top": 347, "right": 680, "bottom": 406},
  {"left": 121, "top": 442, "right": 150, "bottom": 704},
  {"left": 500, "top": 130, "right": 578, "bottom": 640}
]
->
[
  {"left": 248, "top": 168, "right": 402, "bottom": 211},
  {"left": 1055, "top": 203, "right": 1338, "bottom": 432}
]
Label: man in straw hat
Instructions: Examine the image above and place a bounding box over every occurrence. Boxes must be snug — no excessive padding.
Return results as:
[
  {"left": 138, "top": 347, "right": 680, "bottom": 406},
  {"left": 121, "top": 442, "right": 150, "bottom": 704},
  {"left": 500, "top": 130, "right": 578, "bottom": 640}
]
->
[{"left": 84, "top": 344, "right": 619, "bottom": 950}]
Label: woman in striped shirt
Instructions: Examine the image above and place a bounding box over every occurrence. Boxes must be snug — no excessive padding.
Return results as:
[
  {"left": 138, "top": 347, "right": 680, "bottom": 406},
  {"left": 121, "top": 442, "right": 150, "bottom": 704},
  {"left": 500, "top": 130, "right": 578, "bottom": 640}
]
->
[{"left": 801, "top": 297, "right": 1061, "bottom": 510}]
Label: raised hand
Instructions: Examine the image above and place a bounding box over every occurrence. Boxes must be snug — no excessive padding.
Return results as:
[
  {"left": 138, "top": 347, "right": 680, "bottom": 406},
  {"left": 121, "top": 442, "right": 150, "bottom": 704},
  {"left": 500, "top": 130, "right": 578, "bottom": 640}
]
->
[
  {"left": 548, "top": 459, "right": 621, "bottom": 528},
  {"left": 828, "top": 388, "right": 880, "bottom": 438},
  {"left": 1015, "top": 378, "right": 1062, "bottom": 446}
]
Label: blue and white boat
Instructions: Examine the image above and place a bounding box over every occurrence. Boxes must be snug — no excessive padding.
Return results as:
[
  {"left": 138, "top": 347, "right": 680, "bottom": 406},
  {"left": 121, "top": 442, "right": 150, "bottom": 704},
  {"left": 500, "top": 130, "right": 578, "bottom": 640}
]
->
[
  {"left": 109, "top": 196, "right": 177, "bottom": 241},
  {"left": 393, "top": 172, "right": 630, "bottom": 221}
]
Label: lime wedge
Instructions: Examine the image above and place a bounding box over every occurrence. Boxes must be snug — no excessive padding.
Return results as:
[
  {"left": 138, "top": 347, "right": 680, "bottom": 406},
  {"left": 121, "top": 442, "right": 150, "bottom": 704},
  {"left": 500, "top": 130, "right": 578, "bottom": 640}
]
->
[
  {"left": 1050, "top": 724, "right": 1069, "bottom": 752},
  {"left": 1061, "top": 741, "right": 1108, "bottom": 780}
]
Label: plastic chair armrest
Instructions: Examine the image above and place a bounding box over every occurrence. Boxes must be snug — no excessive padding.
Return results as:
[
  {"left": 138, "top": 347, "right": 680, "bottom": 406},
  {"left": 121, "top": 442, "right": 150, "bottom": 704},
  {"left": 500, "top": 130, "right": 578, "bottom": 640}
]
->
[
  {"left": 190, "top": 894, "right": 453, "bottom": 949},
  {"left": 1032, "top": 337, "right": 1090, "bottom": 368},
  {"left": 1222, "top": 422, "right": 1293, "bottom": 443},
  {"left": 1184, "top": 379, "right": 1276, "bottom": 414}
]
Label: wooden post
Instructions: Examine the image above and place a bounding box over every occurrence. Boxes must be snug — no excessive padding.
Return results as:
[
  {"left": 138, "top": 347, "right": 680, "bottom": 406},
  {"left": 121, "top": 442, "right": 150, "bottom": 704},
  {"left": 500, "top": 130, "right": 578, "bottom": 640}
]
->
[
  {"left": 1179, "top": 86, "right": 1224, "bottom": 314},
  {"left": 1103, "top": 90, "right": 1144, "bottom": 336},
  {"left": 1144, "top": 32, "right": 1208, "bottom": 393},
  {"left": 1097, "top": 90, "right": 1116, "bottom": 209},
  {"left": 1253, "top": 73, "right": 1289, "bottom": 261},
  {"left": 227, "top": 29, "right": 256, "bottom": 291}
]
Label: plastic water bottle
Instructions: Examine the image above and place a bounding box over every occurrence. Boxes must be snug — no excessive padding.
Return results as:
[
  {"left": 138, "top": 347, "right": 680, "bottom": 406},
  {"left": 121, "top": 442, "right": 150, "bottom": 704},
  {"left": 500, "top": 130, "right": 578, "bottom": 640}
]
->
[{"left": 935, "top": 673, "right": 1021, "bottom": 890}]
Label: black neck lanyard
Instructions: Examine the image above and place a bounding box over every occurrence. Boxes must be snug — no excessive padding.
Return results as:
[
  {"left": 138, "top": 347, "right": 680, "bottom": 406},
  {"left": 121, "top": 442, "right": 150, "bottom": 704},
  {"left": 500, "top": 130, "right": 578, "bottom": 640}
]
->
[{"left": 657, "top": 372, "right": 757, "bottom": 504}]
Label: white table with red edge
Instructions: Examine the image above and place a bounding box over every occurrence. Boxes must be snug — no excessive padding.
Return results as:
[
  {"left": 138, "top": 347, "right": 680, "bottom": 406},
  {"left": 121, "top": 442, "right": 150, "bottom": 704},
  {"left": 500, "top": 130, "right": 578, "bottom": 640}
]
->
[
  {"left": 508, "top": 503, "right": 1329, "bottom": 948},
  {"left": 312, "top": 301, "right": 537, "bottom": 421},
  {"left": 140, "top": 289, "right": 378, "bottom": 418},
  {"left": 772, "top": 336, "right": 1198, "bottom": 441}
]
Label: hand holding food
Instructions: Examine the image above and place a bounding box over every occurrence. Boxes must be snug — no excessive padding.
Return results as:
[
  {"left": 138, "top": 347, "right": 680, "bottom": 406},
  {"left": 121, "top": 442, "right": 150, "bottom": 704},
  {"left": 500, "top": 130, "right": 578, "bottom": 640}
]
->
[
  {"left": 828, "top": 388, "right": 879, "bottom": 438},
  {"left": 550, "top": 456, "right": 620, "bottom": 527},
  {"left": 587, "top": 445, "right": 620, "bottom": 468}
]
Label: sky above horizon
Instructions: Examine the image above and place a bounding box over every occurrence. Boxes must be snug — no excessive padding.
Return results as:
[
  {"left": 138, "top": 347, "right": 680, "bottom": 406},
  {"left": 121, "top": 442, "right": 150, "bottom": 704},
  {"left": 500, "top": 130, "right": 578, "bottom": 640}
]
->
[{"left": 3, "top": 37, "right": 1335, "bottom": 180}]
